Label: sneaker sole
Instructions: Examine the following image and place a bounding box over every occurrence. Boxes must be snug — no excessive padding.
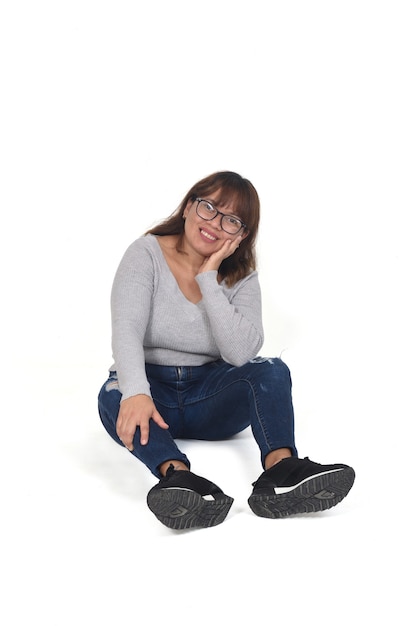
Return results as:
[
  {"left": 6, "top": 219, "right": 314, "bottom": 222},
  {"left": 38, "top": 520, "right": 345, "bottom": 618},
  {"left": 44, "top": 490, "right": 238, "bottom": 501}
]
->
[
  {"left": 248, "top": 467, "right": 355, "bottom": 518},
  {"left": 147, "top": 488, "right": 234, "bottom": 530}
]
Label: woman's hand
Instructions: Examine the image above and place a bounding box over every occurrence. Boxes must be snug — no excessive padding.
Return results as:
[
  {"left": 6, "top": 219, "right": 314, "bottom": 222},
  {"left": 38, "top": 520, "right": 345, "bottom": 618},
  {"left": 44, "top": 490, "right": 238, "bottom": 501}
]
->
[
  {"left": 198, "top": 236, "right": 243, "bottom": 274},
  {"left": 116, "top": 394, "right": 169, "bottom": 450}
]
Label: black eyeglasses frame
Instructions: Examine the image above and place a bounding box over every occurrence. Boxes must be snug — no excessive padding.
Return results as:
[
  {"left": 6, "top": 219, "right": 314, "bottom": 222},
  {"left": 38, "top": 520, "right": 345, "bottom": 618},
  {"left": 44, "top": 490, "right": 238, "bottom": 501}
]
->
[{"left": 195, "top": 198, "right": 247, "bottom": 235}]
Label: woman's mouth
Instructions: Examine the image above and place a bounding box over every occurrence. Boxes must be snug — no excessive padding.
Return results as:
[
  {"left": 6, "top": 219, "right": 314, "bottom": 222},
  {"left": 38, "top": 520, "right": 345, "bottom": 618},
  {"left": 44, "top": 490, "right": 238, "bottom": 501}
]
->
[{"left": 200, "top": 228, "right": 218, "bottom": 242}]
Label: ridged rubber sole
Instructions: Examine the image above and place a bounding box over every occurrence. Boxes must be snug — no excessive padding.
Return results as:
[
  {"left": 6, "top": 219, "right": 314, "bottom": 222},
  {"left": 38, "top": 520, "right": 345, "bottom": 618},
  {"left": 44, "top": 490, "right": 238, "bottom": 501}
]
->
[
  {"left": 248, "top": 467, "right": 355, "bottom": 518},
  {"left": 147, "top": 488, "right": 234, "bottom": 530}
]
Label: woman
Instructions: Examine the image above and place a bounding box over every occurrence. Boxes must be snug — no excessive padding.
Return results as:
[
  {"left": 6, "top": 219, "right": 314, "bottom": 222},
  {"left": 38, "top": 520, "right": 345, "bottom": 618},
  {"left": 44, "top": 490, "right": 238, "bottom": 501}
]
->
[{"left": 98, "top": 171, "right": 355, "bottom": 530}]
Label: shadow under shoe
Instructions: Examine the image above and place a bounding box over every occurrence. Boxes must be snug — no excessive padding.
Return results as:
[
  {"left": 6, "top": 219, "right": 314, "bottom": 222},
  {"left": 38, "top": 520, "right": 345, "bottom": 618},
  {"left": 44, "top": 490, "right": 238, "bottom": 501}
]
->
[
  {"left": 248, "top": 457, "right": 355, "bottom": 518},
  {"left": 147, "top": 465, "right": 234, "bottom": 530}
]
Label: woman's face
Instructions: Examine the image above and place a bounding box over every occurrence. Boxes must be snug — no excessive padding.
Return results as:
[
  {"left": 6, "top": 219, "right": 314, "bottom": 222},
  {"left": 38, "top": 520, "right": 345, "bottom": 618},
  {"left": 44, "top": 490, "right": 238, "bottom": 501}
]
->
[{"left": 182, "top": 190, "right": 247, "bottom": 257}]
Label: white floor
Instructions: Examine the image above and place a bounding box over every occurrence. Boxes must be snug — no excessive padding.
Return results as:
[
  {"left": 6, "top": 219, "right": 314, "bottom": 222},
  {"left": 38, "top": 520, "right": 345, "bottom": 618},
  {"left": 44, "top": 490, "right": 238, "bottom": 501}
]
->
[{"left": 2, "top": 353, "right": 414, "bottom": 626}]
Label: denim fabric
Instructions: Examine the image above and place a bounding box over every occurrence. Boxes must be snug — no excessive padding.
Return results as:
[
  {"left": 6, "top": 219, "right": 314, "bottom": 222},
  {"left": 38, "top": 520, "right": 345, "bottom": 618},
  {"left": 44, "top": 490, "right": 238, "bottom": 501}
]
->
[{"left": 98, "top": 358, "right": 297, "bottom": 477}]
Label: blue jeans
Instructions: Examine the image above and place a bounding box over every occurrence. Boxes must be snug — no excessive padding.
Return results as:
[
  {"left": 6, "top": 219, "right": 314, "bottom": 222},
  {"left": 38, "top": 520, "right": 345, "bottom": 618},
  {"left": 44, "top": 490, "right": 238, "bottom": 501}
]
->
[{"left": 98, "top": 358, "right": 297, "bottom": 477}]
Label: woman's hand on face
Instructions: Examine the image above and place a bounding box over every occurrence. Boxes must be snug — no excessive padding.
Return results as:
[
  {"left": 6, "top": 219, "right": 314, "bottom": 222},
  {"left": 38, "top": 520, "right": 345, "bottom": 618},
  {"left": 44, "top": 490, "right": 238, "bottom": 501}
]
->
[
  {"left": 116, "top": 394, "right": 169, "bottom": 450},
  {"left": 198, "top": 235, "right": 243, "bottom": 274}
]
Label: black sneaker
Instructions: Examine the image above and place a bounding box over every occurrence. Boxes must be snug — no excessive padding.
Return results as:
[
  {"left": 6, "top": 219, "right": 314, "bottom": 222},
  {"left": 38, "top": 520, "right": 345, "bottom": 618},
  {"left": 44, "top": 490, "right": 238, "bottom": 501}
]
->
[
  {"left": 147, "top": 465, "right": 234, "bottom": 530},
  {"left": 248, "top": 457, "right": 355, "bottom": 518}
]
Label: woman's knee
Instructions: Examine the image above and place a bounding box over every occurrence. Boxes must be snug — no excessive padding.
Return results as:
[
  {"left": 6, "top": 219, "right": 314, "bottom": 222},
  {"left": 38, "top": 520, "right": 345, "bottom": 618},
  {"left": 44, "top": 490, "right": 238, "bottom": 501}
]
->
[
  {"left": 98, "top": 379, "right": 122, "bottom": 442},
  {"left": 248, "top": 356, "right": 292, "bottom": 384}
]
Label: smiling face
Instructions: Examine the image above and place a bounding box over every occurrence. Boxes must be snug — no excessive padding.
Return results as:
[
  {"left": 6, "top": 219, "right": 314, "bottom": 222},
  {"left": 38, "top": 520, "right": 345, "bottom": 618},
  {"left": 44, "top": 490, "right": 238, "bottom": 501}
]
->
[{"left": 182, "top": 190, "right": 247, "bottom": 257}]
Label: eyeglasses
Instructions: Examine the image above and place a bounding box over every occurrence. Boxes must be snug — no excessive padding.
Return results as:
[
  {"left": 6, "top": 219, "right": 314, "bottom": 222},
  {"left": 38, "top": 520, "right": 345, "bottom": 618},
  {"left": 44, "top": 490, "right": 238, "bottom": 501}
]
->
[{"left": 195, "top": 198, "right": 247, "bottom": 235}]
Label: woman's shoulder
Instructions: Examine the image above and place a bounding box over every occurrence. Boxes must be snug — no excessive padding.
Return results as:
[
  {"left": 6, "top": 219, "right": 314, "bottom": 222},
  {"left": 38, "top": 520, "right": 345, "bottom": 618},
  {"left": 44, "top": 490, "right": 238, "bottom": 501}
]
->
[
  {"left": 127, "top": 233, "right": 157, "bottom": 250},
  {"left": 117, "top": 235, "right": 162, "bottom": 271},
  {"left": 122, "top": 234, "right": 161, "bottom": 258}
]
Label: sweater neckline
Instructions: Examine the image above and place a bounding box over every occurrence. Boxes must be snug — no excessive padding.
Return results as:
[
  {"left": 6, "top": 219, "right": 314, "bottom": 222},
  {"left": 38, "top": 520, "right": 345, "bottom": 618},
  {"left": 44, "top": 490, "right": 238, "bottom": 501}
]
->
[{"left": 149, "top": 235, "right": 204, "bottom": 306}]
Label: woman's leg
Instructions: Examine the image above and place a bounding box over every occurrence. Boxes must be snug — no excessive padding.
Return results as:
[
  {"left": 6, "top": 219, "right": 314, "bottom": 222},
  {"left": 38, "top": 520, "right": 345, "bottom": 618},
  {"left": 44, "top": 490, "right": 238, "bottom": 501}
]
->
[
  {"left": 98, "top": 370, "right": 234, "bottom": 529},
  {"left": 170, "top": 358, "right": 298, "bottom": 468},
  {"left": 172, "top": 359, "right": 355, "bottom": 519},
  {"left": 97, "top": 373, "right": 190, "bottom": 477}
]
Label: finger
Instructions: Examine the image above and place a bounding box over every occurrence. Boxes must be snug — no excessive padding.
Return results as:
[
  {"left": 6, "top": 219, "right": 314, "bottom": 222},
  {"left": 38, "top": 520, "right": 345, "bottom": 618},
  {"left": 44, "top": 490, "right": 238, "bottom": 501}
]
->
[
  {"left": 140, "top": 421, "right": 150, "bottom": 446},
  {"left": 153, "top": 411, "right": 170, "bottom": 430},
  {"left": 122, "top": 428, "right": 135, "bottom": 451},
  {"left": 115, "top": 415, "right": 125, "bottom": 441},
  {"left": 233, "top": 235, "right": 243, "bottom": 250},
  {"left": 118, "top": 434, "right": 134, "bottom": 452},
  {"left": 213, "top": 240, "right": 232, "bottom": 260},
  {"left": 124, "top": 434, "right": 135, "bottom": 451},
  {"left": 116, "top": 417, "right": 135, "bottom": 451},
  {"left": 221, "top": 238, "right": 240, "bottom": 257}
]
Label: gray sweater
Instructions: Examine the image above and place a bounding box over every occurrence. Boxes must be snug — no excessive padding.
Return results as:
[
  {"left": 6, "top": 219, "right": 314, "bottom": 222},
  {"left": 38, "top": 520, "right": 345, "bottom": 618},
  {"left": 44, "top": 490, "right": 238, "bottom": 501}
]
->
[{"left": 110, "top": 234, "right": 264, "bottom": 400}]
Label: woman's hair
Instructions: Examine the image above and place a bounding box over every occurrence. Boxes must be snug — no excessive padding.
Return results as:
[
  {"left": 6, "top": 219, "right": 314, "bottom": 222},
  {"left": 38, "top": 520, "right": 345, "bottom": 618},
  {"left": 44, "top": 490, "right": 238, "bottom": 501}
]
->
[{"left": 145, "top": 171, "right": 260, "bottom": 286}]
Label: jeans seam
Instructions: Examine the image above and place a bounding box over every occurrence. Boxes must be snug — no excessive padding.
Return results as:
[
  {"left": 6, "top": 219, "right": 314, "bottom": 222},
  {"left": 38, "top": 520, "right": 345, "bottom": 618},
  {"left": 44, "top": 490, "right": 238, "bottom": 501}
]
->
[{"left": 182, "top": 377, "right": 273, "bottom": 451}]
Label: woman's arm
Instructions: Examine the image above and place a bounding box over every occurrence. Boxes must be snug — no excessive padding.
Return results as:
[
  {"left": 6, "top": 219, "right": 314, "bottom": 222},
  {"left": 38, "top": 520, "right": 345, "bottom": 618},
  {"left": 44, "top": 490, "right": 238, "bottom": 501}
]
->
[
  {"left": 196, "top": 269, "right": 264, "bottom": 366},
  {"left": 111, "top": 238, "right": 170, "bottom": 449},
  {"left": 110, "top": 239, "right": 153, "bottom": 400}
]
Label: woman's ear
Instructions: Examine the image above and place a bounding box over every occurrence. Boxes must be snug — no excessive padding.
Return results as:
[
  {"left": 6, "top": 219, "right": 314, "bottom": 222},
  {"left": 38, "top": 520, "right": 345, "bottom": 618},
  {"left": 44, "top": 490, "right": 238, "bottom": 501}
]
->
[{"left": 183, "top": 199, "right": 193, "bottom": 219}]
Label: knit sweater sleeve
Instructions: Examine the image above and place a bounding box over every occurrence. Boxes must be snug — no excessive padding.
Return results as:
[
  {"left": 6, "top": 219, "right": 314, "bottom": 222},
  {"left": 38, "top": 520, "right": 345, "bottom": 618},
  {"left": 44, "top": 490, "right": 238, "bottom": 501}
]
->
[
  {"left": 110, "top": 239, "right": 153, "bottom": 400},
  {"left": 195, "top": 270, "right": 264, "bottom": 366}
]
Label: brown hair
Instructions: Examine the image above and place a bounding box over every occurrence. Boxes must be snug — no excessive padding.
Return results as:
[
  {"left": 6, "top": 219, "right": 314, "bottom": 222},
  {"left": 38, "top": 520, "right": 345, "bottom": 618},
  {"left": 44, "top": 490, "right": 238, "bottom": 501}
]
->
[{"left": 146, "top": 171, "right": 260, "bottom": 286}]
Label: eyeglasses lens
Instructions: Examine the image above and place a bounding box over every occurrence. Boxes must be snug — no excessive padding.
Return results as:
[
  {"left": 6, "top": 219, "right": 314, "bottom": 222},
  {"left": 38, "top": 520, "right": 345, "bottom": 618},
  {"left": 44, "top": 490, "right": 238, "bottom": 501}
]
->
[{"left": 197, "top": 201, "right": 243, "bottom": 234}]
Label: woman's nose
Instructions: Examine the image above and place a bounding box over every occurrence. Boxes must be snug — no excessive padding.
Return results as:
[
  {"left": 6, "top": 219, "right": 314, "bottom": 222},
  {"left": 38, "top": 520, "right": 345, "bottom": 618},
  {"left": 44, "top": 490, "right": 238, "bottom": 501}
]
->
[{"left": 211, "top": 213, "right": 223, "bottom": 229}]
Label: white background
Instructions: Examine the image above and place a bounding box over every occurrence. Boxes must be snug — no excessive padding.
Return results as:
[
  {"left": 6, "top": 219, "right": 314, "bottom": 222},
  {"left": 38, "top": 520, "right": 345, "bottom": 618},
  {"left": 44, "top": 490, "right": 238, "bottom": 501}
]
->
[{"left": 1, "top": 1, "right": 415, "bottom": 624}]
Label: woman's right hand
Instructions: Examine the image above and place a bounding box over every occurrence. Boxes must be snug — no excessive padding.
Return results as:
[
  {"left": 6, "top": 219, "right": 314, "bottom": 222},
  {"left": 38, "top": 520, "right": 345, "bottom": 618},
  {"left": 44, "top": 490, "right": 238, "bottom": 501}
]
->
[{"left": 116, "top": 394, "right": 169, "bottom": 450}]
